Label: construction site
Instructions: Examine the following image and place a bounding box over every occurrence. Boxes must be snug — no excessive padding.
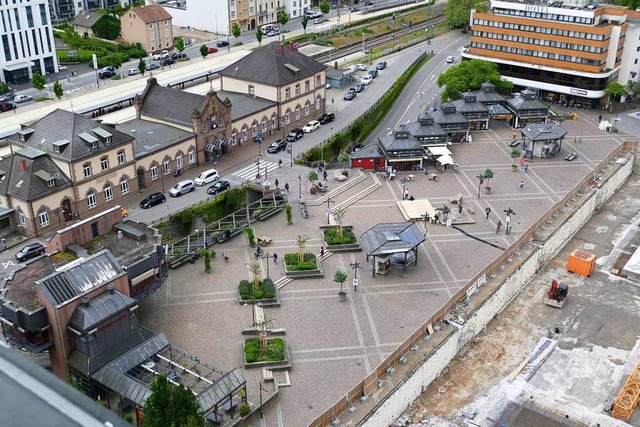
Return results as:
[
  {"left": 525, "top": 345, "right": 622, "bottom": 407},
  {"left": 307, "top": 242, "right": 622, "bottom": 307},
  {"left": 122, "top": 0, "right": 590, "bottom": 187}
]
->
[{"left": 402, "top": 161, "right": 640, "bottom": 426}]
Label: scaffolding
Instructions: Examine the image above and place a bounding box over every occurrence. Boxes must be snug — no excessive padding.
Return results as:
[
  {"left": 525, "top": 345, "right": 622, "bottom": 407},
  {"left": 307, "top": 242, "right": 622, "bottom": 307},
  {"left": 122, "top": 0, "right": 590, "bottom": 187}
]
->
[{"left": 612, "top": 362, "right": 640, "bottom": 421}]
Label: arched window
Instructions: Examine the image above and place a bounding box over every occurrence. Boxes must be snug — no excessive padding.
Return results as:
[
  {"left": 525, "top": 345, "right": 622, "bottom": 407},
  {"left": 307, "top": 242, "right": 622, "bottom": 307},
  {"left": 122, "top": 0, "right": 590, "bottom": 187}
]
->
[
  {"left": 87, "top": 191, "right": 97, "bottom": 209},
  {"left": 120, "top": 176, "right": 129, "bottom": 195},
  {"left": 103, "top": 184, "right": 113, "bottom": 201},
  {"left": 38, "top": 209, "right": 50, "bottom": 227}
]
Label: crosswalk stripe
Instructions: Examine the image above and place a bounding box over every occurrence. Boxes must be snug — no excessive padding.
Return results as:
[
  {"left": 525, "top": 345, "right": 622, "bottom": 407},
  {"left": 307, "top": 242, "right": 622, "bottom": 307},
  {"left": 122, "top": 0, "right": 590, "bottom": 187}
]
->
[{"left": 233, "top": 161, "right": 280, "bottom": 181}]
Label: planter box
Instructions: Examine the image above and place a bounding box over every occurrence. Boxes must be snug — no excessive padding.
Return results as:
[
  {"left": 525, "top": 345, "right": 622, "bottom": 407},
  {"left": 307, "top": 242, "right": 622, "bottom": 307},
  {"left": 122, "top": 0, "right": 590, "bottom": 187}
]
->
[
  {"left": 284, "top": 254, "right": 324, "bottom": 278},
  {"left": 242, "top": 339, "right": 291, "bottom": 370},
  {"left": 320, "top": 225, "right": 362, "bottom": 252}
]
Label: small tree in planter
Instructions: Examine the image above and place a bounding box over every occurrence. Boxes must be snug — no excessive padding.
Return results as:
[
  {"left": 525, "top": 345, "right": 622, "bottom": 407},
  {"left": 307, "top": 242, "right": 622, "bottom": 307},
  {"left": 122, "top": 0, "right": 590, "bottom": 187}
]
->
[
  {"left": 307, "top": 170, "right": 319, "bottom": 193},
  {"left": 337, "top": 152, "right": 350, "bottom": 177},
  {"left": 510, "top": 149, "right": 521, "bottom": 171},
  {"left": 244, "top": 226, "right": 256, "bottom": 247},
  {"left": 334, "top": 270, "right": 348, "bottom": 301},
  {"left": 333, "top": 208, "right": 347, "bottom": 240},
  {"left": 252, "top": 317, "right": 274, "bottom": 352},
  {"left": 284, "top": 203, "right": 292, "bottom": 225},
  {"left": 200, "top": 249, "right": 212, "bottom": 274},
  {"left": 296, "top": 235, "right": 309, "bottom": 263},
  {"left": 483, "top": 168, "right": 494, "bottom": 193},
  {"left": 248, "top": 262, "right": 262, "bottom": 293}
]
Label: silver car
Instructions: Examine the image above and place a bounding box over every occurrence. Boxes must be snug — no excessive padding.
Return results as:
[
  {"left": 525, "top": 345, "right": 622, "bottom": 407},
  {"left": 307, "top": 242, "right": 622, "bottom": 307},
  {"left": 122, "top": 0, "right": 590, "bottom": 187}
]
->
[{"left": 169, "top": 180, "right": 196, "bottom": 197}]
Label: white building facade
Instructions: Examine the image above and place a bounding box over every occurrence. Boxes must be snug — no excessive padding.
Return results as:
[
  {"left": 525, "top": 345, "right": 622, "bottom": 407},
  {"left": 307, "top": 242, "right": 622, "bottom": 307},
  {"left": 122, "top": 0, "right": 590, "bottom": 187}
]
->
[
  {"left": 619, "top": 10, "right": 640, "bottom": 91},
  {"left": 0, "top": 0, "right": 57, "bottom": 85},
  {"left": 155, "top": 0, "right": 230, "bottom": 36}
]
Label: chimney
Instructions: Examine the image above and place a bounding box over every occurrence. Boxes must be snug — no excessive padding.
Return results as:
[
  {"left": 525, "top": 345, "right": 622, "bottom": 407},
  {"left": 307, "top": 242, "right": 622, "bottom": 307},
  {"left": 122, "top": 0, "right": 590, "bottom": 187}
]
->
[
  {"left": 20, "top": 159, "right": 27, "bottom": 172},
  {"left": 280, "top": 43, "right": 284, "bottom": 54},
  {"left": 81, "top": 297, "right": 90, "bottom": 305},
  {"left": 107, "top": 284, "right": 115, "bottom": 294}
]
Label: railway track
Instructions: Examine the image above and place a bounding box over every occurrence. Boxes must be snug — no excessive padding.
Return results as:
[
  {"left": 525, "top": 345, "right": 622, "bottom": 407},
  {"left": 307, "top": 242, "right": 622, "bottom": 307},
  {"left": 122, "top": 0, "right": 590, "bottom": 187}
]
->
[{"left": 311, "top": 14, "right": 446, "bottom": 63}]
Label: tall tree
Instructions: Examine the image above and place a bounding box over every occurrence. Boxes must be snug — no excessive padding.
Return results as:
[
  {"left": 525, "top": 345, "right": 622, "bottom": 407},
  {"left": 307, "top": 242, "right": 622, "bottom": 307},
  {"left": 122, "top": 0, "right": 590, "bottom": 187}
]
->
[
  {"left": 604, "top": 82, "right": 628, "bottom": 111},
  {"left": 231, "top": 23, "right": 241, "bottom": 43},
  {"left": 320, "top": 0, "right": 331, "bottom": 14},
  {"left": 256, "top": 27, "right": 263, "bottom": 46},
  {"left": 277, "top": 10, "right": 289, "bottom": 28},
  {"left": 445, "top": 0, "right": 485, "bottom": 29},
  {"left": 437, "top": 59, "right": 512, "bottom": 101},
  {"left": 174, "top": 36, "right": 185, "bottom": 52},
  {"left": 143, "top": 375, "right": 205, "bottom": 427},
  {"left": 199, "top": 44, "right": 209, "bottom": 59},
  {"left": 31, "top": 72, "right": 46, "bottom": 92},
  {"left": 0, "top": 82, "right": 10, "bottom": 95},
  {"left": 53, "top": 81, "right": 64, "bottom": 99},
  {"left": 138, "top": 58, "right": 146, "bottom": 76},
  {"left": 301, "top": 16, "right": 309, "bottom": 34}
]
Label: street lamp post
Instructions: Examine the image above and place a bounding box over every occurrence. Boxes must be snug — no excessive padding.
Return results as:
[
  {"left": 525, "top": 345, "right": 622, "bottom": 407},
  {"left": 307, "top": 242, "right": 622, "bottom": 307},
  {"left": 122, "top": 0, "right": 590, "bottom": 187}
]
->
[
  {"left": 259, "top": 382, "right": 268, "bottom": 418},
  {"left": 400, "top": 178, "right": 408, "bottom": 200},
  {"left": 421, "top": 212, "right": 430, "bottom": 235},
  {"left": 298, "top": 174, "right": 302, "bottom": 198},
  {"left": 504, "top": 207, "right": 516, "bottom": 235},
  {"left": 326, "top": 198, "right": 335, "bottom": 224},
  {"left": 261, "top": 252, "right": 274, "bottom": 278},
  {"left": 215, "top": 14, "right": 219, "bottom": 40},
  {"left": 476, "top": 174, "right": 484, "bottom": 199}
]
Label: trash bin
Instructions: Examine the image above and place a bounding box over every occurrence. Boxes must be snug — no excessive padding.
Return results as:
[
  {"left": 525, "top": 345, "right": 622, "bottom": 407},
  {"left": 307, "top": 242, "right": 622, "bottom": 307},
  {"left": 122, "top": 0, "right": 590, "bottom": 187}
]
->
[{"left": 0, "top": 238, "right": 6, "bottom": 251}]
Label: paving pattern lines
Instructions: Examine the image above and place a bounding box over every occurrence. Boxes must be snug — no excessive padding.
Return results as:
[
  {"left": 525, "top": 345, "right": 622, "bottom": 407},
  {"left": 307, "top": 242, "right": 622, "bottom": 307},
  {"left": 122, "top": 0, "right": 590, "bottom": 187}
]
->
[{"left": 231, "top": 159, "right": 281, "bottom": 181}]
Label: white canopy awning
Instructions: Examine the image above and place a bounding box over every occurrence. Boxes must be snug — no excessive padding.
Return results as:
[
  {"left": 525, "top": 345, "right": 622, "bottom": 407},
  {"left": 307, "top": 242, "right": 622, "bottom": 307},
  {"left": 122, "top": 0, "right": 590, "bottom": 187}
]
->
[
  {"left": 428, "top": 146, "right": 452, "bottom": 156},
  {"left": 437, "top": 153, "right": 456, "bottom": 166},
  {"left": 3, "top": 61, "right": 34, "bottom": 71}
]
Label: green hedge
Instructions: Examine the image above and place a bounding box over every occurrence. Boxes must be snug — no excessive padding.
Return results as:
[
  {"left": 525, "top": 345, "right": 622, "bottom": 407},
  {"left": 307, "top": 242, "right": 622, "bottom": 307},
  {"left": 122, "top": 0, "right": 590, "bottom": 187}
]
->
[
  {"left": 284, "top": 253, "right": 317, "bottom": 270},
  {"left": 323, "top": 228, "right": 357, "bottom": 245},
  {"left": 239, "top": 278, "right": 275, "bottom": 300},
  {"left": 244, "top": 337, "right": 285, "bottom": 363},
  {"left": 299, "top": 53, "right": 431, "bottom": 164}
]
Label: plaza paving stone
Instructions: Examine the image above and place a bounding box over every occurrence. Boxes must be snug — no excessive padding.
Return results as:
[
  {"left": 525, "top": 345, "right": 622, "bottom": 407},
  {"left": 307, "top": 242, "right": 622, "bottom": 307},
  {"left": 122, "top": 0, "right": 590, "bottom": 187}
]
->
[{"left": 138, "top": 115, "right": 629, "bottom": 426}]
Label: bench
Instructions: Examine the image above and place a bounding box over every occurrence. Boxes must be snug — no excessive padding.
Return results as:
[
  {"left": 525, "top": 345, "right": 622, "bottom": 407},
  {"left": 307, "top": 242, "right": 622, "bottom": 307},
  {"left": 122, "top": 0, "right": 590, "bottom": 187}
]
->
[
  {"left": 333, "top": 171, "right": 347, "bottom": 182},
  {"left": 257, "top": 236, "right": 273, "bottom": 247}
]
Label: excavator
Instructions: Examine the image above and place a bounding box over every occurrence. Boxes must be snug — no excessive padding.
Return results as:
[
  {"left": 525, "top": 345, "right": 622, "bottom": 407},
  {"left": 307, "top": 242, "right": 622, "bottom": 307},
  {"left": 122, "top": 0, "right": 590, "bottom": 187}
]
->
[{"left": 544, "top": 279, "right": 569, "bottom": 308}]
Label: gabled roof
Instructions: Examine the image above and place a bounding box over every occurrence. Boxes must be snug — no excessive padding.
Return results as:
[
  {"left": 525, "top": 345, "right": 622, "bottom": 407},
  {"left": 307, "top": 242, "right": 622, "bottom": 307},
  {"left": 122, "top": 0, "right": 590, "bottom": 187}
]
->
[
  {"left": 138, "top": 81, "right": 209, "bottom": 127},
  {"left": 361, "top": 223, "right": 425, "bottom": 256},
  {"left": 7, "top": 109, "right": 133, "bottom": 163},
  {"left": 131, "top": 4, "right": 172, "bottom": 23},
  {"left": 71, "top": 11, "right": 105, "bottom": 28},
  {"left": 68, "top": 290, "right": 137, "bottom": 333},
  {"left": 0, "top": 148, "right": 73, "bottom": 202},
  {"left": 404, "top": 120, "right": 447, "bottom": 140},
  {"left": 216, "top": 90, "right": 276, "bottom": 121},
  {"left": 507, "top": 90, "right": 549, "bottom": 112},
  {"left": 521, "top": 123, "right": 567, "bottom": 141},
  {"left": 219, "top": 42, "right": 326, "bottom": 86},
  {"left": 37, "top": 250, "right": 125, "bottom": 307}
]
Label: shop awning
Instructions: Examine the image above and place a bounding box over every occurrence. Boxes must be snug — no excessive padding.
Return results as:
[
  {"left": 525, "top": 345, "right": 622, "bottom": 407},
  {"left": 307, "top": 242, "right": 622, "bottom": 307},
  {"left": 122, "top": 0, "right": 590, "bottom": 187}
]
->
[
  {"left": 427, "top": 146, "right": 452, "bottom": 156},
  {"left": 387, "top": 157, "right": 422, "bottom": 162},
  {"left": 437, "top": 153, "right": 456, "bottom": 165},
  {"left": 3, "top": 61, "right": 34, "bottom": 71}
]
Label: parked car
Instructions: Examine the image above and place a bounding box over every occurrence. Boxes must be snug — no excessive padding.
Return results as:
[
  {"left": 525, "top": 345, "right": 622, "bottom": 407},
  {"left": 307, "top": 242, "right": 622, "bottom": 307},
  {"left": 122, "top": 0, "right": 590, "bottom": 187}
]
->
[
  {"left": 15, "top": 243, "right": 45, "bottom": 262},
  {"left": 349, "top": 7, "right": 360, "bottom": 12},
  {"left": 171, "top": 52, "right": 188, "bottom": 60},
  {"left": 145, "top": 63, "right": 160, "bottom": 71},
  {"left": 140, "top": 192, "right": 166, "bottom": 209},
  {"left": 169, "top": 180, "right": 196, "bottom": 197},
  {"left": 194, "top": 169, "right": 220, "bottom": 186},
  {"left": 286, "top": 128, "right": 304, "bottom": 142},
  {"left": 267, "top": 139, "right": 288, "bottom": 153},
  {"left": 364, "top": 1, "right": 374, "bottom": 5},
  {"left": 354, "top": 82, "right": 366, "bottom": 93},
  {"left": 0, "top": 102, "right": 14, "bottom": 112},
  {"left": 127, "top": 68, "right": 140, "bottom": 76},
  {"left": 58, "top": 65, "right": 69, "bottom": 71},
  {"left": 352, "top": 144, "right": 365, "bottom": 152},
  {"left": 161, "top": 57, "right": 175, "bottom": 66},
  {"left": 302, "top": 120, "right": 320, "bottom": 133},
  {"left": 368, "top": 69, "right": 378, "bottom": 79},
  {"left": 376, "top": 61, "right": 387, "bottom": 70},
  {"left": 207, "top": 180, "right": 231, "bottom": 195},
  {"left": 13, "top": 94, "right": 33, "bottom": 104},
  {"left": 98, "top": 66, "right": 116, "bottom": 79},
  {"left": 152, "top": 50, "right": 169, "bottom": 60},
  {"left": 355, "top": 63, "right": 367, "bottom": 71},
  {"left": 0, "top": 92, "right": 16, "bottom": 103},
  {"left": 318, "top": 112, "right": 335, "bottom": 124},
  {"left": 208, "top": 47, "right": 218, "bottom": 54},
  {"left": 361, "top": 74, "right": 373, "bottom": 85},
  {"left": 266, "top": 29, "right": 280, "bottom": 37},
  {"left": 343, "top": 89, "right": 357, "bottom": 101},
  {"left": 446, "top": 56, "right": 455, "bottom": 63},
  {"left": 216, "top": 41, "right": 229, "bottom": 47},
  {"left": 313, "top": 15, "right": 324, "bottom": 24}
]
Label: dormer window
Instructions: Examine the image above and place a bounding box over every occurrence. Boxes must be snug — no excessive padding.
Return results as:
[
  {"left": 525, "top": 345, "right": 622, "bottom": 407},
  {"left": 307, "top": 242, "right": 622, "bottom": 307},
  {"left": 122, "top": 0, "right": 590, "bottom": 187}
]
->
[
  {"left": 92, "top": 127, "right": 113, "bottom": 145},
  {"left": 248, "top": 85, "right": 255, "bottom": 96},
  {"left": 47, "top": 179, "right": 55, "bottom": 187},
  {"left": 52, "top": 139, "right": 69, "bottom": 153},
  {"left": 79, "top": 132, "right": 99, "bottom": 149}
]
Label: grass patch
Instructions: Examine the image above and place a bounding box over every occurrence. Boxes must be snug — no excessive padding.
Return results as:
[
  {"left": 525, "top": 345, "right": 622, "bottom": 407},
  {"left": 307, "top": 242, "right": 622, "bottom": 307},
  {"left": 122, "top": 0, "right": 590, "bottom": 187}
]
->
[
  {"left": 244, "top": 337, "right": 285, "bottom": 363},
  {"left": 50, "top": 252, "right": 78, "bottom": 263},
  {"left": 239, "top": 278, "right": 276, "bottom": 300},
  {"left": 284, "top": 253, "right": 317, "bottom": 270},
  {"left": 323, "top": 228, "right": 357, "bottom": 245}
]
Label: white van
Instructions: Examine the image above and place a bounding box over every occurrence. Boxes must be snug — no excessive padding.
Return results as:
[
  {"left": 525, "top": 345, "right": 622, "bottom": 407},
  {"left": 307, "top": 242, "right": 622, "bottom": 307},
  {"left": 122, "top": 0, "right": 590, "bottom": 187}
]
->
[
  {"left": 261, "top": 24, "right": 278, "bottom": 34},
  {"left": 194, "top": 169, "right": 220, "bottom": 186}
]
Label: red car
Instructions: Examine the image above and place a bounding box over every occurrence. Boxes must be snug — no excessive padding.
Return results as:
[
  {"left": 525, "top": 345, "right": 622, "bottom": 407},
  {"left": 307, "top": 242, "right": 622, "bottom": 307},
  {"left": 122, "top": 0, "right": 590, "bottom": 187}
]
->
[{"left": 208, "top": 47, "right": 218, "bottom": 54}]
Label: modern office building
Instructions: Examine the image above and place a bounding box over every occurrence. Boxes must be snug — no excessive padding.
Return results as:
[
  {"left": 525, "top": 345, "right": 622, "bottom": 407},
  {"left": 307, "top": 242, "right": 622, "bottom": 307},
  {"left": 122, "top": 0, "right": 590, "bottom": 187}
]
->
[
  {"left": 618, "top": 9, "right": 640, "bottom": 90},
  {"left": 0, "top": 0, "right": 57, "bottom": 84},
  {"left": 464, "top": 0, "right": 628, "bottom": 106},
  {"left": 48, "top": 0, "right": 132, "bottom": 23}
]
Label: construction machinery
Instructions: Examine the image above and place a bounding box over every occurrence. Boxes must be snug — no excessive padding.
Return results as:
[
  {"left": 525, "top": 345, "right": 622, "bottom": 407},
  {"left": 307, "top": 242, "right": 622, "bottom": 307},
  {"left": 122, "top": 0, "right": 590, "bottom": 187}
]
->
[{"left": 544, "top": 279, "right": 568, "bottom": 308}]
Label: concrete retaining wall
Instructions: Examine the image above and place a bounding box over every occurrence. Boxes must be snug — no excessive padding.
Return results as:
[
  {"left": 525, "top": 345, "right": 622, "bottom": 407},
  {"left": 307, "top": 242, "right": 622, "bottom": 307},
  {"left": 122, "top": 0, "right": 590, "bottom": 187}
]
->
[{"left": 358, "top": 155, "right": 634, "bottom": 427}]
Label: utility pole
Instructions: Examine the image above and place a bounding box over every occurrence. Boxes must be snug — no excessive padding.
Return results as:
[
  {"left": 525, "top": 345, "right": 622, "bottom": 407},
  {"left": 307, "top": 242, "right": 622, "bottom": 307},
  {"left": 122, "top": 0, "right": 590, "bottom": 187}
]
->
[
  {"left": 350, "top": 261, "right": 362, "bottom": 292},
  {"left": 326, "top": 198, "right": 335, "bottom": 224},
  {"left": 476, "top": 174, "right": 484, "bottom": 199},
  {"left": 261, "top": 252, "right": 274, "bottom": 278},
  {"left": 259, "top": 382, "right": 268, "bottom": 418},
  {"left": 421, "top": 212, "right": 430, "bottom": 236},
  {"left": 504, "top": 207, "right": 516, "bottom": 235}
]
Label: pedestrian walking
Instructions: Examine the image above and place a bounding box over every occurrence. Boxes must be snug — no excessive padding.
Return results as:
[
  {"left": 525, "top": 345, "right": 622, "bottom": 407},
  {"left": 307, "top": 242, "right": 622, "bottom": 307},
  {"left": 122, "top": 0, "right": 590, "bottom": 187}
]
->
[
  {"left": 519, "top": 180, "right": 525, "bottom": 190},
  {"left": 284, "top": 182, "right": 289, "bottom": 193},
  {"left": 496, "top": 220, "right": 502, "bottom": 233},
  {"left": 318, "top": 163, "right": 323, "bottom": 172},
  {"left": 485, "top": 207, "right": 491, "bottom": 219},
  {"left": 404, "top": 189, "right": 409, "bottom": 200},
  {"left": 278, "top": 159, "right": 283, "bottom": 167},
  {"left": 598, "top": 114, "right": 602, "bottom": 123},
  {"left": 578, "top": 134, "right": 583, "bottom": 143},
  {"left": 458, "top": 204, "right": 463, "bottom": 214},
  {"left": 354, "top": 280, "right": 358, "bottom": 292},
  {"left": 273, "top": 253, "right": 278, "bottom": 264},
  {"left": 524, "top": 164, "right": 528, "bottom": 174},
  {"left": 323, "top": 171, "right": 328, "bottom": 181},
  {"left": 520, "top": 157, "right": 526, "bottom": 167},
  {"left": 275, "top": 179, "right": 279, "bottom": 188},
  {"left": 512, "top": 131, "right": 517, "bottom": 140},
  {"left": 320, "top": 247, "right": 325, "bottom": 257}
]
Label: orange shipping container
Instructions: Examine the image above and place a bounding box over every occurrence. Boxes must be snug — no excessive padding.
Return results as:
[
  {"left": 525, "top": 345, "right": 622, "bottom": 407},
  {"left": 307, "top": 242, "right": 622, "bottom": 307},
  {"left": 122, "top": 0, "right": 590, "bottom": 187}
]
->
[{"left": 567, "top": 250, "right": 596, "bottom": 277}]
